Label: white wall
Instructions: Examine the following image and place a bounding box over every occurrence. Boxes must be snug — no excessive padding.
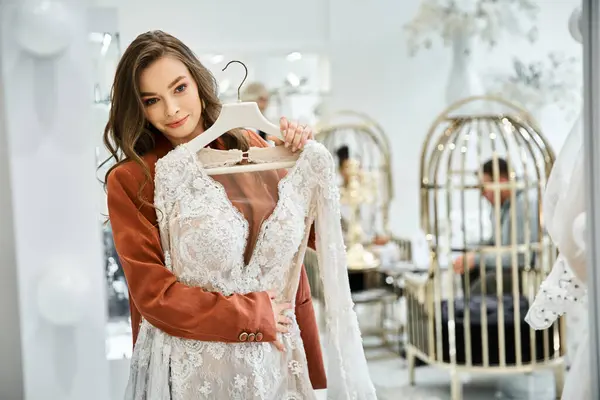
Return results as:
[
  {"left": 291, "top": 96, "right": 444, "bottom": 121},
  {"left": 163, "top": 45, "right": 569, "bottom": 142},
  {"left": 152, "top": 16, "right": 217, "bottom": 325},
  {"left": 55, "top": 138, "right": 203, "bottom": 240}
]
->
[
  {"left": 1, "top": 2, "right": 110, "bottom": 399},
  {"left": 327, "top": 0, "right": 581, "bottom": 236},
  {"left": 93, "top": 0, "right": 330, "bottom": 54}
]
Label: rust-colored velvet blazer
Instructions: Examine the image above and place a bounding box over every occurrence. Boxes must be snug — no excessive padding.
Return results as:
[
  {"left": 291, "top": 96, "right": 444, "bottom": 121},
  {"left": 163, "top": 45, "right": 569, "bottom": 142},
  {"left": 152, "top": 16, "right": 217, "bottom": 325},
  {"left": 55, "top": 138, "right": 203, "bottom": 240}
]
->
[{"left": 106, "top": 131, "right": 326, "bottom": 389}]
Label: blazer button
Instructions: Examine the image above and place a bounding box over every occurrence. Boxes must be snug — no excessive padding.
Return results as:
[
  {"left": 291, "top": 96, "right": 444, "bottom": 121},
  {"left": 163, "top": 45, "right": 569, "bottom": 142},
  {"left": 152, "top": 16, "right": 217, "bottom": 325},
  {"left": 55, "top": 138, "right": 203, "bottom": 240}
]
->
[
  {"left": 248, "top": 333, "right": 256, "bottom": 342},
  {"left": 255, "top": 332, "right": 263, "bottom": 342},
  {"left": 239, "top": 332, "right": 248, "bottom": 342}
]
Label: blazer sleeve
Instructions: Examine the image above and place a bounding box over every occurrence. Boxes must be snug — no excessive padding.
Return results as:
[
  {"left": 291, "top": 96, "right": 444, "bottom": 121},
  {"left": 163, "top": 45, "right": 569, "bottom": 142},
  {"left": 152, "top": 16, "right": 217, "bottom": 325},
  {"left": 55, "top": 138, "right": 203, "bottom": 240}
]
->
[
  {"left": 107, "top": 166, "right": 277, "bottom": 343},
  {"left": 295, "top": 264, "right": 327, "bottom": 389}
]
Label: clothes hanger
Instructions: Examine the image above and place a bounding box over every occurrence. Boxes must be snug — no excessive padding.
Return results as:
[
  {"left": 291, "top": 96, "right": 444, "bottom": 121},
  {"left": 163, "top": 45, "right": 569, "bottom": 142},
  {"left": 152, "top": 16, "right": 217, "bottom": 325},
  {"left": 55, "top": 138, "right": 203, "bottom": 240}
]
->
[
  {"left": 184, "top": 60, "right": 300, "bottom": 175},
  {"left": 185, "top": 60, "right": 284, "bottom": 153}
]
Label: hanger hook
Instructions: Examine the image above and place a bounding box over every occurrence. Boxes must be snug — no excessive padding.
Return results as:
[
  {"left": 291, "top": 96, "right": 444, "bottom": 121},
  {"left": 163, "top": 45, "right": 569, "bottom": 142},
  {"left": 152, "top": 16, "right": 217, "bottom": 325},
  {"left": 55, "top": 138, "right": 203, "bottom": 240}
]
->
[{"left": 222, "top": 60, "right": 248, "bottom": 102}]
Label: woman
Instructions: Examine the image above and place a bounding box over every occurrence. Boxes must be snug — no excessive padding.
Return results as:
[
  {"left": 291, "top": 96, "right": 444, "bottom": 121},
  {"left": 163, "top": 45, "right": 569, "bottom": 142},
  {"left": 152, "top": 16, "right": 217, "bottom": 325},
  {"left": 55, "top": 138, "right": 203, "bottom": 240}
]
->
[{"left": 104, "top": 31, "right": 326, "bottom": 397}]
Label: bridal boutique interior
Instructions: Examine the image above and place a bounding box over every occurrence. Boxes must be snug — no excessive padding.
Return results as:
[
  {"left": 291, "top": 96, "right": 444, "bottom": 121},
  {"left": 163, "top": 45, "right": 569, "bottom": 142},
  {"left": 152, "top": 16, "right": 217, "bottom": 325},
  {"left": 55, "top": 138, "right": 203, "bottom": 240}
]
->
[{"left": 1, "top": 0, "right": 597, "bottom": 399}]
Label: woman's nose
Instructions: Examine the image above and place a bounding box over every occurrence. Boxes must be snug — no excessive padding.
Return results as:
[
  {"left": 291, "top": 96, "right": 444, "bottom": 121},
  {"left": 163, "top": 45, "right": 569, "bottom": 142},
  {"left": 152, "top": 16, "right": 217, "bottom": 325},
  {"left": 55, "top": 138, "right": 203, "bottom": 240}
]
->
[{"left": 165, "top": 99, "right": 180, "bottom": 117}]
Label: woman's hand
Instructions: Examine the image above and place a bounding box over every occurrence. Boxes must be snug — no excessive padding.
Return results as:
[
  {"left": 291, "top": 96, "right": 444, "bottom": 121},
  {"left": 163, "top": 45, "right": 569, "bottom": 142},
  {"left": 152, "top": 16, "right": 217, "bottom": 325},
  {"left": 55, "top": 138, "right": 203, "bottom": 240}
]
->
[
  {"left": 267, "top": 290, "right": 293, "bottom": 352},
  {"left": 267, "top": 117, "right": 314, "bottom": 152}
]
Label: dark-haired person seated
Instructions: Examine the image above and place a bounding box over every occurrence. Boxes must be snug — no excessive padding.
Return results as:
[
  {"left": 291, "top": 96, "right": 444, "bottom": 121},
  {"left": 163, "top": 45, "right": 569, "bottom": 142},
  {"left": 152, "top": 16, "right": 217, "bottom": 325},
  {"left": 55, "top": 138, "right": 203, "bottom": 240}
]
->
[{"left": 453, "top": 158, "right": 539, "bottom": 295}]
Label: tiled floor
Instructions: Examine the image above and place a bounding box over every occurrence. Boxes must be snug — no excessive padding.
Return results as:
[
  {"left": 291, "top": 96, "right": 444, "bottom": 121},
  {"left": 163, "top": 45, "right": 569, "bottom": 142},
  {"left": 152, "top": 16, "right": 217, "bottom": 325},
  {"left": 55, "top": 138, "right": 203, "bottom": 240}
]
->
[
  {"left": 107, "top": 302, "right": 562, "bottom": 400},
  {"left": 314, "top": 301, "right": 560, "bottom": 400},
  {"left": 369, "top": 350, "right": 556, "bottom": 399},
  {"left": 310, "top": 340, "right": 557, "bottom": 400}
]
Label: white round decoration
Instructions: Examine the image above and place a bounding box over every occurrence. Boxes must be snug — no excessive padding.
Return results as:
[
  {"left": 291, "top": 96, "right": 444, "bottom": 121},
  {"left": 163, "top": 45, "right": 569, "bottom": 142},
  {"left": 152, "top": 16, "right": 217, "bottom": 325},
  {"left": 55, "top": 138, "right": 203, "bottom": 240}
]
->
[
  {"left": 15, "top": 1, "right": 74, "bottom": 58},
  {"left": 568, "top": 7, "right": 583, "bottom": 44},
  {"left": 36, "top": 264, "right": 91, "bottom": 325}
]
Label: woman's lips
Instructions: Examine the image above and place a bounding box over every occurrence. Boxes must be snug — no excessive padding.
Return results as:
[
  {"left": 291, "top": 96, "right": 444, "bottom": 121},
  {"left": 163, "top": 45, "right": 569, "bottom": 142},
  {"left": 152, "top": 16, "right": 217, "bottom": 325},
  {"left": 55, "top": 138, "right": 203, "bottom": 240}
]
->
[{"left": 167, "top": 115, "right": 189, "bottom": 128}]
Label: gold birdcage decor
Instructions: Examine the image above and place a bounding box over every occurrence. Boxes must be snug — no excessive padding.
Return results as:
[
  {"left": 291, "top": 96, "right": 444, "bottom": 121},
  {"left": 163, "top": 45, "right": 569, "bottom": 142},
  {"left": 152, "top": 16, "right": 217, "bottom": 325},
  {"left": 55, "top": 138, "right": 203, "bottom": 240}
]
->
[
  {"left": 316, "top": 110, "right": 394, "bottom": 245},
  {"left": 314, "top": 111, "right": 394, "bottom": 276},
  {"left": 404, "top": 96, "right": 565, "bottom": 400}
]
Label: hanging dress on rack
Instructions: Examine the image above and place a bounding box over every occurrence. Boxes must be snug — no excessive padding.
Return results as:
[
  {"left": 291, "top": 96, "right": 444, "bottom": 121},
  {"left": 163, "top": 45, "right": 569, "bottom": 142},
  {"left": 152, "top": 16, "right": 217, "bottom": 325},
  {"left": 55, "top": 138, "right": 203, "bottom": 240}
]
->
[{"left": 125, "top": 140, "right": 377, "bottom": 400}]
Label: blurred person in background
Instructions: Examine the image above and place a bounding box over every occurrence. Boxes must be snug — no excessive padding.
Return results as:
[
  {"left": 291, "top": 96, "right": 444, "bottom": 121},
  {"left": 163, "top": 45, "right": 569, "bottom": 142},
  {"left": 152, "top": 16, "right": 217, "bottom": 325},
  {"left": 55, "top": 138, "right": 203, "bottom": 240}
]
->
[{"left": 453, "top": 158, "right": 539, "bottom": 295}]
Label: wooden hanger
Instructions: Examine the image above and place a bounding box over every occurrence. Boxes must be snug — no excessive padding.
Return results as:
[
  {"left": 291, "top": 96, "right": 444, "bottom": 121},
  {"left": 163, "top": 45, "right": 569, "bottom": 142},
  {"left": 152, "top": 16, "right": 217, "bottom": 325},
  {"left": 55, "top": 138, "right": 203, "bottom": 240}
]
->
[{"left": 184, "top": 60, "right": 299, "bottom": 175}]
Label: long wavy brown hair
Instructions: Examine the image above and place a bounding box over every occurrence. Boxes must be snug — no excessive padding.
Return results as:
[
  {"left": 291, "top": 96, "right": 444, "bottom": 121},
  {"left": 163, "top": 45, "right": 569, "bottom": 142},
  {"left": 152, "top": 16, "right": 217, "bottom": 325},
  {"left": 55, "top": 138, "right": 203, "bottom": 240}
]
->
[{"left": 101, "top": 30, "right": 249, "bottom": 206}]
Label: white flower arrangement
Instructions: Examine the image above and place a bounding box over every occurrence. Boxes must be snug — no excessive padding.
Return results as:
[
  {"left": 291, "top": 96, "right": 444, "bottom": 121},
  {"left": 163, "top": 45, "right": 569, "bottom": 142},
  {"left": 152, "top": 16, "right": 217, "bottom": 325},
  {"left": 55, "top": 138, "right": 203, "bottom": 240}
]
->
[
  {"left": 404, "top": 0, "right": 539, "bottom": 55},
  {"left": 487, "top": 52, "right": 582, "bottom": 118}
]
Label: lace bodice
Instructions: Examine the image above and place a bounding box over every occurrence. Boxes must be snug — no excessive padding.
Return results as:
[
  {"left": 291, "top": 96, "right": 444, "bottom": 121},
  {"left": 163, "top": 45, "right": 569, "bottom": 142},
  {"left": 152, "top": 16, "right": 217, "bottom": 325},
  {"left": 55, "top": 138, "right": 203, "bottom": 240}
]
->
[{"left": 124, "top": 140, "right": 376, "bottom": 400}]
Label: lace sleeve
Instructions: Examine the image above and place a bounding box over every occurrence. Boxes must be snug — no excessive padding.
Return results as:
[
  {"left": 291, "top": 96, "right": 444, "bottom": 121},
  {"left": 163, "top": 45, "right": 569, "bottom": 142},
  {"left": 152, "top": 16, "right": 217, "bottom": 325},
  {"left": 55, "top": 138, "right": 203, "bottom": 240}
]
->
[
  {"left": 311, "top": 146, "right": 377, "bottom": 399},
  {"left": 524, "top": 255, "right": 586, "bottom": 329}
]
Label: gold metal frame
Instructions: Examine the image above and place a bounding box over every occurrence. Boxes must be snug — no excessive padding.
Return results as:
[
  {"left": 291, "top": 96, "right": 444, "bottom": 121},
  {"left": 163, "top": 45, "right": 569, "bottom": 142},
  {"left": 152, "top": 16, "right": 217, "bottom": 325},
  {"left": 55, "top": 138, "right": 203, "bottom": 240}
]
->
[
  {"left": 315, "top": 110, "right": 394, "bottom": 235},
  {"left": 406, "top": 96, "right": 565, "bottom": 399}
]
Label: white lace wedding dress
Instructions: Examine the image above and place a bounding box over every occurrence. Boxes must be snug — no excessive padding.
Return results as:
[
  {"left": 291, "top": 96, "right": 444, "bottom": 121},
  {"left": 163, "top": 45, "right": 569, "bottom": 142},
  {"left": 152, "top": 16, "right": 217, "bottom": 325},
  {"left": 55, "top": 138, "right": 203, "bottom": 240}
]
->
[
  {"left": 124, "top": 140, "right": 377, "bottom": 400},
  {"left": 525, "top": 115, "right": 589, "bottom": 400}
]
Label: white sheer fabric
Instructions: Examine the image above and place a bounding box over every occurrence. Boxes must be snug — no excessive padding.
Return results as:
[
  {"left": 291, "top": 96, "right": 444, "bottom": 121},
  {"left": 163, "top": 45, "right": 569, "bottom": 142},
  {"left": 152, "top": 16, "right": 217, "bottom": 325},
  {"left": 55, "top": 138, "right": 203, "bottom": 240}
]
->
[
  {"left": 525, "top": 114, "right": 587, "bottom": 329},
  {"left": 524, "top": 114, "right": 588, "bottom": 400},
  {"left": 124, "top": 140, "right": 376, "bottom": 400}
]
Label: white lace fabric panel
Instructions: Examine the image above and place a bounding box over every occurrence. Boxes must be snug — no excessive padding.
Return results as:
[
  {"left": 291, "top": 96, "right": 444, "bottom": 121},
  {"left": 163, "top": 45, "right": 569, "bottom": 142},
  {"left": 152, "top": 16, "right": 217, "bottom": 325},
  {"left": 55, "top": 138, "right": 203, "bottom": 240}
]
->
[
  {"left": 525, "top": 254, "right": 586, "bottom": 330},
  {"left": 124, "top": 141, "right": 376, "bottom": 400}
]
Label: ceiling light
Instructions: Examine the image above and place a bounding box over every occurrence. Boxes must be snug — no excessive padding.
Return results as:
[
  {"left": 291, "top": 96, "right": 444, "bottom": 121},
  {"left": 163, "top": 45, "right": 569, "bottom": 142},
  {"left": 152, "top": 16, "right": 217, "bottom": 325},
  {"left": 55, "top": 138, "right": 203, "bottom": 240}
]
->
[
  {"left": 210, "top": 54, "right": 224, "bottom": 64},
  {"left": 286, "top": 52, "right": 302, "bottom": 62},
  {"left": 88, "top": 32, "right": 104, "bottom": 43},
  {"left": 100, "top": 33, "right": 112, "bottom": 55}
]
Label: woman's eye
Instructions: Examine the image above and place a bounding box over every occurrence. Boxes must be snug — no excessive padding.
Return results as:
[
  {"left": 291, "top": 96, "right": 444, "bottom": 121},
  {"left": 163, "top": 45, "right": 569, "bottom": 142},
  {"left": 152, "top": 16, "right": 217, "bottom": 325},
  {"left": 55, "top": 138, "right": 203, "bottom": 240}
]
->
[
  {"left": 144, "top": 98, "right": 158, "bottom": 106},
  {"left": 175, "top": 84, "right": 187, "bottom": 93}
]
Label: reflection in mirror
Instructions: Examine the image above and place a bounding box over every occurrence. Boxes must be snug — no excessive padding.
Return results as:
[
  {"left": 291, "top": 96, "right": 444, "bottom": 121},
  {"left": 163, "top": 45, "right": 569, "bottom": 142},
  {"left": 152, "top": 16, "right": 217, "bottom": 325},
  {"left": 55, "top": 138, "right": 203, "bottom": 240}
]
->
[
  {"left": 89, "top": 28, "right": 134, "bottom": 365},
  {"left": 200, "top": 52, "right": 330, "bottom": 127}
]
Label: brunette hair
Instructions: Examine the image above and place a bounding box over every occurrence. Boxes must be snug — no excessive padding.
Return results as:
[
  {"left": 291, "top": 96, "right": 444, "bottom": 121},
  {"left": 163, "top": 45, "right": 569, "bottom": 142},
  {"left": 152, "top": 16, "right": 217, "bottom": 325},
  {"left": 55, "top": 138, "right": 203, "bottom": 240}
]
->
[{"left": 101, "top": 30, "right": 249, "bottom": 205}]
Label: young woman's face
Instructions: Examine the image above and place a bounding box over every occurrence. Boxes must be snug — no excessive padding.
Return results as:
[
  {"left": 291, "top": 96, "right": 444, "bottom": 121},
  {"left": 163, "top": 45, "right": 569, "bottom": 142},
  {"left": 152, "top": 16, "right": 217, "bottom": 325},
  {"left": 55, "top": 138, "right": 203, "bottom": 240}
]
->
[{"left": 139, "top": 56, "right": 204, "bottom": 146}]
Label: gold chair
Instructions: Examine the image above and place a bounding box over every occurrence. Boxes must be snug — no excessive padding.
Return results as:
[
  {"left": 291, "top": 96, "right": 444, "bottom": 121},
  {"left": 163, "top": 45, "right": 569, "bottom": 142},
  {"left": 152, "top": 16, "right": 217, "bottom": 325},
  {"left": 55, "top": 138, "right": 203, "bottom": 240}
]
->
[{"left": 405, "top": 96, "right": 565, "bottom": 399}]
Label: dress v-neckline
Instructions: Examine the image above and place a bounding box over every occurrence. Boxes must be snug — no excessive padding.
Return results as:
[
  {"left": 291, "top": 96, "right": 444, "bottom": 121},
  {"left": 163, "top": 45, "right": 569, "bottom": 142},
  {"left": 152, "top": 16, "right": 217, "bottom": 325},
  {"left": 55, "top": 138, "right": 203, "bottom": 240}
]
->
[{"left": 181, "top": 142, "right": 314, "bottom": 270}]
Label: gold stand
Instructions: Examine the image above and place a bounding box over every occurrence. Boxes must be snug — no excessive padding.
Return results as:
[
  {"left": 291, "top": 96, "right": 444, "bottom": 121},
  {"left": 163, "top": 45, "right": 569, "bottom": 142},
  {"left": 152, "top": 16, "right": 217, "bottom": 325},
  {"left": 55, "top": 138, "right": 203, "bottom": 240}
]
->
[{"left": 341, "top": 159, "right": 379, "bottom": 271}]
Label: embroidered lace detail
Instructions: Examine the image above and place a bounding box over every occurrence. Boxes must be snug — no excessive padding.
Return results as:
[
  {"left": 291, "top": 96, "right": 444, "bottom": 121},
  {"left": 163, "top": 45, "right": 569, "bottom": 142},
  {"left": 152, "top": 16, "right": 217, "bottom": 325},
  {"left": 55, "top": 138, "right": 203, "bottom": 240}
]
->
[
  {"left": 125, "top": 140, "right": 376, "bottom": 399},
  {"left": 525, "top": 255, "right": 587, "bottom": 330}
]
